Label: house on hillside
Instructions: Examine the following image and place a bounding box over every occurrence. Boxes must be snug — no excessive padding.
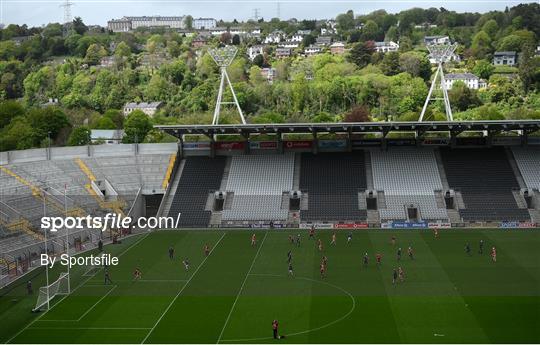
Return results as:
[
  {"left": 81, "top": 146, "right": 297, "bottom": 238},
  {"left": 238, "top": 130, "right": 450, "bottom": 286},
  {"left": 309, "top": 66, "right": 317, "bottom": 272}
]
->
[
  {"left": 304, "top": 45, "right": 322, "bottom": 56},
  {"left": 123, "top": 102, "right": 163, "bottom": 117},
  {"left": 444, "top": 73, "right": 485, "bottom": 90},
  {"left": 316, "top": 36, "right": 332, "bottom": 46},
  {"left": 247, "top": 45, "right": 265, "bottom": 61},
  {"left": 264, "top": 30, "right": 285, "bottom": 44},
  {"left": 374, "top": 41, "right": 399, "bottom": 53},
  {"left": 191, "top": 36, "right": 208, "bottom": 48},
  {"left": 275, "top": 47, "right": 291, "bottom": 59},
  {"left": 330, "top": 42, "right": 345, "bottom": 55},
  {"left": 493, "top": 51, "right": 518, "bottom": 66}
]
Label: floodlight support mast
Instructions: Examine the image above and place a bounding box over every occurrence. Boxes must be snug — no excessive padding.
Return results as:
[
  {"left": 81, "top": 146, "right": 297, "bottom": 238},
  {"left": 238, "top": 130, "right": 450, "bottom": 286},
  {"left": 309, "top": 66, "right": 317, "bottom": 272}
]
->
[
  {"left": 419, "top": 44, "right": 456, "bottom": 122},
  {"left": 209, "top": 46, "right": 246, "bottom": 125}
]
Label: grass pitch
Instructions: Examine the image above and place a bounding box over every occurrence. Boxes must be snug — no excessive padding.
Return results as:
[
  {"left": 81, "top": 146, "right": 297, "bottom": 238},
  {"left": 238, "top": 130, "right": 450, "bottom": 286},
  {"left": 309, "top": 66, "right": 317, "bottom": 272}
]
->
[{"left": 1, "top": 229, "right": 539, "bottom": 344}]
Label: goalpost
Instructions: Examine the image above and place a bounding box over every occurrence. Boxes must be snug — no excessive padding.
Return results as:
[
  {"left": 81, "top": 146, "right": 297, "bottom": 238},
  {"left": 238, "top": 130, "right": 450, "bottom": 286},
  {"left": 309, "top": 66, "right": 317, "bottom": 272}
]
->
[{"left": 33, "top": 272, "right": 70, "bottom": 312}]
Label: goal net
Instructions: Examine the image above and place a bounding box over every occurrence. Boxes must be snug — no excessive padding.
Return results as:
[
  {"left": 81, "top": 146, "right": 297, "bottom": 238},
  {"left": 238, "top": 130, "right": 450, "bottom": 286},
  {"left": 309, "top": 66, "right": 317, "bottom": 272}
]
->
[{"left": 33, "top": 272, "right": 70, "bottom": 311}]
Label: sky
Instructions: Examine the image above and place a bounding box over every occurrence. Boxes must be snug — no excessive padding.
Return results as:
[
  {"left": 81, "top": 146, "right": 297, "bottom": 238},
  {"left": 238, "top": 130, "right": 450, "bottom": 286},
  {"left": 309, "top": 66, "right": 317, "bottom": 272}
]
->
[{"left": 0, "top": 0, "right": 538, "bottom": 27}]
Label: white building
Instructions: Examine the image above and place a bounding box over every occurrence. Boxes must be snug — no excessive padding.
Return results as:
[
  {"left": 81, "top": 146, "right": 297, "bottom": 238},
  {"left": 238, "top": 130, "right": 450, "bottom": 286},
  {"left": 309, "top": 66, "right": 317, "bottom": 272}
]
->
[
  {"left": 91, "top": 130, "right": 125, "bottom": 144},
  {"left": 247, "top": 45, "right": 265, "bottom": 61},
  {"left": 107, "top": 18, "right": 132, "bottom": 32},
  {"left": 493, "top": 51, "right": 518, "bottom": 66},
  {"left": 444, "top": 73, "right": 483, "bottom": 90},
  {"left": 107, "top": 16, "right": 186, "bottom": 32},
  {"left": 374, "top": 41, "right": 399, "bottom": 53},
  {"left": 264, "top": 30, "right": 285, "bottom": 44},
  {"left": 192, "top": 18, "right": 217, "bottom": 30},
  {"left": 297, "top": 29, "right": 311, "bottom": 35},
  {"left": 424, "top": 35, "right": 451, "bottom": 45},
  {"left": 304, "top": 45, "right": 322, "bottom": 56},
  {"left": 280, "top": 40, "right": 299, "bottom": 49},
  {"left": 290, "top": 33, "right": 304, "bottom": 42},
  {"left": 123, "top": 102, "right": 163, "bottom": 117}
]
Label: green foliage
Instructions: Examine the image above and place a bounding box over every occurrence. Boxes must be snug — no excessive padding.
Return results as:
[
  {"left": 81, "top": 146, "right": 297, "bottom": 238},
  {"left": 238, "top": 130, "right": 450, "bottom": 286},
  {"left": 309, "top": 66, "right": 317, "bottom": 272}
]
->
[
  {"left": 472, "top": 60, "right": 495, "bottom": 80},
  {"left": 348, "top": 42, "right": 375, "bottom": 69},
  {"left": 122, "top": 110, "right": 153, "bottom": 143},
  {"left": 67, "top": 126, "right": 91, "bottom": 146},
  {"left": 0, "top": 100, "right": 24, "bottom": 128},
  {"left": 449, "top": 81, "right": 482, "bottom": 112}
]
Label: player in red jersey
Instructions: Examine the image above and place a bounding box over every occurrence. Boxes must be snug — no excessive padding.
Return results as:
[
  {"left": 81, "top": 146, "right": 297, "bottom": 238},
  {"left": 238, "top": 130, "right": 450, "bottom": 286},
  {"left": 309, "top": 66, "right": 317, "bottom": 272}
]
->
[
  {"left": 272, "top": 320, "right": 279, "bottom": 339},
  {"left": 133, "top": 267, "right": 142, "bottom": 280},
  {"left": 204, "top": 244, "right": 210, "bottom": 256},
  {"left": 376, "top": 253, "right": 382, "bottom": 265},
  {"left": 309, "top": 227, "right": 315, "bottom": 239},
  {"left": 398, "top": 266, "right": 404, "bottom": 282},
  {"left": 251, "top": 233, "right": 257, "bottom": 246},
  {"left": 491, "top": 246, "right": 497, "bottom": 262},
  {"left": 320, "top": 262, "right": 326, "bottom": 278},
  {"left": 331, "top": 233, "right": 336, "bottom": 245},
  {"left": 322, "top": 255, "right": 328, "bottom": 267}
]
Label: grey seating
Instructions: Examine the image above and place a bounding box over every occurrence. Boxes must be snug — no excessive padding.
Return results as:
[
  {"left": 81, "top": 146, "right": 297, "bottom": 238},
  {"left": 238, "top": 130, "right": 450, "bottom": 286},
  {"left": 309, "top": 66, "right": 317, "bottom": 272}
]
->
[
  {"left": 512, "top": 147, "right": 540, "bottom": 190},
  {"left": 371, "top": 148, "right": 448, "bottom": 222},
  {"left": 168, "top": 156, "right": 226, "bottom": 227},
  {"left": 222, "top": 154, "right": 294, "bottom": 221},
  {"left": 299, "top": 152, "right": 367, "bottom": 222},
  {"left": 441, "top": 147, "right": 530, "bottom": 222}
]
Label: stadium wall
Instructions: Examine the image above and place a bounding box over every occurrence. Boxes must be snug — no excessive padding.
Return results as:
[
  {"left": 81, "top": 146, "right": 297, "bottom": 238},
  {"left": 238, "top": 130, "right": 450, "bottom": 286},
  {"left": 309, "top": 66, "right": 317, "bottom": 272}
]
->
[{"left": 0, "top": 143, "right": 178, "bottom": 164}]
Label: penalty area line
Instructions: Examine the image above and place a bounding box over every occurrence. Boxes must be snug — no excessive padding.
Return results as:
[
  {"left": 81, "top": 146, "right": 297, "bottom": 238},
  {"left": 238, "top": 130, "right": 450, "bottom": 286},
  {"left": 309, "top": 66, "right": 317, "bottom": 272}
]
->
[
  {"left": 5, "top": 233, "right": 149, "bottom": 344},
  {"left": 140, "top": 232, "right": 227, "bottom": 344},
  {"left": 216, "top": 231, "right": 268, "bottom": 344}
]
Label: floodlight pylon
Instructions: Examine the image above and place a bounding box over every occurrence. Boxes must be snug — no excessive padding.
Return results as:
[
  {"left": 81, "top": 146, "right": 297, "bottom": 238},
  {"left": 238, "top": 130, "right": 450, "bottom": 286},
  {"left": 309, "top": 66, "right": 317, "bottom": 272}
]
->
[
  {"left": 419, "top": 43, "right": 457, "bottom": 122},
  {"left": 208, "top": 46, "right": 246, "bottom": 125}
]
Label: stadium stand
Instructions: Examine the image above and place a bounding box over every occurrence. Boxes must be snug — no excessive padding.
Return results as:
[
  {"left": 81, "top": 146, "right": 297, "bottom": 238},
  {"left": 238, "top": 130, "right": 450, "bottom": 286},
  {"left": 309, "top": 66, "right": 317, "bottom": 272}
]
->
[
  {"left": 370, "top": 148, "right": 449, "bottom": 221},
  {"left": 511, "top": 147, "right": 540, "bottom": 190},
  {"left": 441, "top": 147, "right": 531, "bottom": 222},
  {"left": 299, "top": 152, "right": 367, "bottom": 222},
  {"left": 167, "top": 156, "right": 226, "bottom": 227},
  {"left": 222, "top": 154, "right": 294, "bottom": 221}
]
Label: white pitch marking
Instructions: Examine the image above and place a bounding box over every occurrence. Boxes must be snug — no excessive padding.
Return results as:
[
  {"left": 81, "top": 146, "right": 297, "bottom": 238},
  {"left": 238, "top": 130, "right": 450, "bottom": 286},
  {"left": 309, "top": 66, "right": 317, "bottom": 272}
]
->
[
  {"left": 140, "top": 232, "right": 227, "bottom": 344},
  {"left": 216, "top": 232, "right": 268, "bottom": 344}
]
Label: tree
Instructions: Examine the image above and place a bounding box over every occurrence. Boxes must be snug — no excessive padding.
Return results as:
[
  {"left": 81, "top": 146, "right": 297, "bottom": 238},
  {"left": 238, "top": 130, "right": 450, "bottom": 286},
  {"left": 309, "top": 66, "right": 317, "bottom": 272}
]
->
[
  {"left": 361, "top": 20, "right": 380, "bottom": 41},
  {"left": 482, "top": 19, "right": 499, "bottom": 39},
  {"left": 472, "top": 60, "right": 495, "bottom": 80},
  {"left": 518, "top": 43, "right": 536, "bottom": 91},
  {"left": 220, "top": 32, "right": 232, "bottom": 44},
  {"left": 184, "top": 15, "right": 193, "bottom": 29},
  {"left": 93, "top": 116, "right": 116, "bottom": 129},
  {"left": 0, "top": 117, "right": 36, "bottom": 151},
  {"left": 85, "top": 43, "right": 107, "bottom": 65},
  {"left": 336, "top": 11, "right": 355, "bottom": 32},
  {"left": 449, "top": 81, "right": 482, "bottom": 112},
  {"left": 72, "top": 17, "right": 88, "bottom": 35},
  {"left": 399, "top": 51, "right": 431, "bottom": 81},
  {"left": 253, "top": 54, "right": 264, "bottom": 67},
  {"left": 471, "top": 31, "right": 492, "bottom": 59},
  {"left": 26, "top": 107, "right": 70, "bottom": 141},
  {"left": 67, "top": 126, "right": 91, "bottom": 146},
  {"left": 348, "top": 41, "right": 375, "bottom": 68},
  {"left": 115, "top": 41, "right": 131, "bottom": 58},
  {"left": 0, "top": 100, "right": 24, "bottom": 129},
  {"left": 232, "top": 34, "right": 241, "bottom": 45},
  {"left": 123, "top": 110, "right": 153, "bottom": 143},
  {"left": 103, "top": 109, "right": 124, "bottom": 128},
  {"left": 302, "top": 34, "right": 316, "bottom": 47},
  {"left": 380, "top": 51, "right": 400, "bottom": 76},
  {"left": 344, "top": 105, "right": 371, "bottom": 122}
]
